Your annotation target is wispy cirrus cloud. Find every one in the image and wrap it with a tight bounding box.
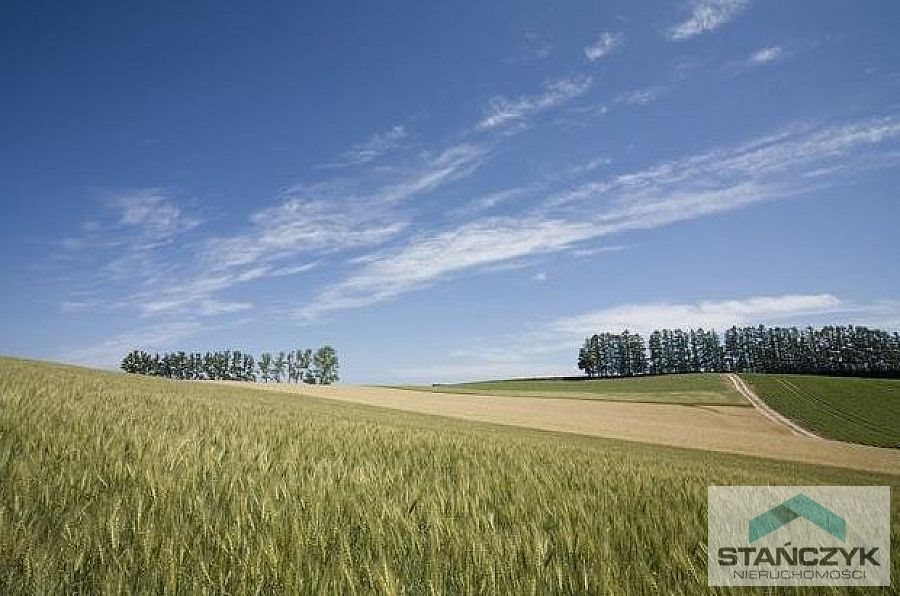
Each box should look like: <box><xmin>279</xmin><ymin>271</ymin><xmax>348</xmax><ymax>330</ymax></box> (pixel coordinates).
<box><xmin>201</xmin><ymin>142</ymin><xmax>488</xmax><ymax>273</ymax></box>
<box><xmin>561</xmin><ymin>156</ymin><xmax>612</xmax><ymax>178</ymax></box>
<box><xmin>508</xmin><ymin>32</ymin><xmax>552</xmax><ymax>62</ymax></box>
<box><xmin>749</xmin><ymin>45</ymin><xmax>783</xmax><ymax>65</ymax></box>
<box><xmin>615</xmin><ymin>86</ymin><xmax>665</xmax><ymax>106</ymax></box>
<box><xmin>562</xmin><ymin>86</ymin><xmax>667</xmax><ymax>127</ymax></box>
<box><xmin>375</xmin><ymin>143</ymin><xmax>489</xmax><ymax>204</ymax></box>
<box><xmin>453</xmin><ymin>186</ymin><xmax>535</xmax><ymax>217</ymax></box>
<box><xmin>300</xmin><ymin>115</ymin><xmax>900</xmax><ymax>320</ymax></box>
<box><xmin>547</xmin><ymin>116</ymin><xmax>900</xmax><ymax>208</ymax></box>
<box><xmin>60</xmin><ymin>313</ymin><xmax>261</xmax><ymax>369</ymax></box>
<box><xmin>58</xmin><ymin>189</ymin><xmax>202</xmax><ymax>292</ymax></box>
<box><xmin>476</xmin><ymin>75</ymin><xmax>592</xmax><ymax>131</ymax></box>
<box><xmin>584</xmin><ymin>32</ymin><xmax>624</xmax><ymax>61</ymax></box>
<box><xmin>70</xmin><ymin>116</ymin><xmax>896</xmax><ymax>326</ymax></box>
<box><xmin>56</xmin><ymin>57</ymin><xmax>637</xmax><ymax>332</ymax></box>
<box><xmin>51</xmin><ymin>36</ymin><xmax>900</xmax><ymax>369</ymax></box>
<box><xmin>668</xmin><ymin>0</ymin><xmax>751</xmax><ymax>42</ymax></box>
<box><xmin>296</xmin><ymin>217</ymin><xmax>596</xmax><ymax>319</ymax></box>
<box><xmin>113</xmin><ymin>190</ymin><xmax>200</xmax><ymax>247</ymax></box>
<box><xmin>62</xmin><ymin>320</ymin><xmax>204</xmax><ymax>367</ymax></box>
<box><xmin>324</xmin><ymin>124</ymin><xmax>408</xmax><ymax>168</ymax></box>
<box><xmin>200</xmin><ymin>198</ymin><xmax>406</xmax><ymax>273</ymax></box>
<box><xmin>61</xmin><ymin>189</ymin><xmax>200</xmax><ymax>254</ymax></box>
<box><xmin>721</xmin><ymin>45</ymin><xmax>787</xmax><ymax>76</ymax></box>
<box><xmin>126</xmin><ymin>262</ymin><xmax>317</xmax><ymax>317</ymax></box>
<box><xmin>59</xmin><ymin>141</ymin><xmax>490</xmax><ymax>324</ymax></box>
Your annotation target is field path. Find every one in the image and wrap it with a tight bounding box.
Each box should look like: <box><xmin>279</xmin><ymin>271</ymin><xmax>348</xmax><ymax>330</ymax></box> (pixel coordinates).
<box><xmin>726</xmin><ymin>373</ymin><xmax>822</xmax><ymax>439</ymax></box>
<box><xmin>221</xmin><ymin>382</ymin><xmax>900</xmax><ymax>475</ymax></box>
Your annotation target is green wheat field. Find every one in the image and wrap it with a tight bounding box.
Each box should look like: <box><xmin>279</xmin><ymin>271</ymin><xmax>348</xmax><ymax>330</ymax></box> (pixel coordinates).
<box><xmin>399</xmin><ymin>373</ymin><xmax>746</xmax><ymax>405</ymax></box>
<box><xmin>743</xmin><ymin>374</ymin><xmax>900</xmax><ymax>448</ymax></box>
<box><xmin>1</xmin><ymin>357</ymin><xmax>897</xmax><ymax>594</ymax></box>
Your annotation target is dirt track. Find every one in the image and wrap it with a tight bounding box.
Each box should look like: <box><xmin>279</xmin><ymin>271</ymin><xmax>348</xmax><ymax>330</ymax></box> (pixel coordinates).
<box><xmin>224</xmin><ymin>382</ymin><xmax>900</xmax><ymax>475</ymax></box>
<box><xmin>726</xmin><ymin>373</ymin><xmax>822</xmax><ymax>439</ymax></box>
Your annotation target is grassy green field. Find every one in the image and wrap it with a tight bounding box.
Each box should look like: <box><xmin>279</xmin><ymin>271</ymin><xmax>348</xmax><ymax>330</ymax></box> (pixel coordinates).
<box><xmin>398</xmin><ymin>372</ymin><xmax>747</xmax><ymax>405</ymax></box>
<box><xmin>1</xmin><ymin>358</ymin><xmax>897</xmax><ymax>594</ymax></box>
<box><xmin>741</xmin><ymin>373</ymin><xmax>900</xmax><ymax>448</ymax></box>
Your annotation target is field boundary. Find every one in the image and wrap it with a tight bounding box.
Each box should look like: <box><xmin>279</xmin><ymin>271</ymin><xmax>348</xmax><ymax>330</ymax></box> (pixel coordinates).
<box><xmin>727</xmin><ymin>373</ymin><xmax>821</xmax><ymax>439</ymax></box>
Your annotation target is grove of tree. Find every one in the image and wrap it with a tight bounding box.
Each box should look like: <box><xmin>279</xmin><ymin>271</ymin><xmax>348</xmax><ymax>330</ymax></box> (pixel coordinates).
<box><xmin>577</xmin><ymin>325</ymin><xmax>900</xmax><ymax>378</ymax></box>
<box><xmin>121</xmin><ymin>346</ymin><xmax>340</xmax><ymax>384</ymax></box>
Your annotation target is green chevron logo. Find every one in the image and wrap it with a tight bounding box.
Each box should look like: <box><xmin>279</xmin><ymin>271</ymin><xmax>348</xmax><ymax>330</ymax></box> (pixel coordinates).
<box><xmin>749</xmin><ymin>494</ymin><xmax>846</xmax><ymax>543</ymax></box>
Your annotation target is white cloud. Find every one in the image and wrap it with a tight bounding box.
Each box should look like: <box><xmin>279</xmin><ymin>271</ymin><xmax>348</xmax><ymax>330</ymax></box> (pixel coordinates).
<box><xmin>477</xmin><ymin>76</ymin><xmax>592</xmax><ymax>130</ymax></box>
<box><xmin>329</xmin><ymin>124</ymin><xmax>408</xmax><ymax>167</ymax></box>
<box><xmin>551</xmin><ymin>294</ymin><xmax>843</xmax><ymax>337</ymax></box>
<box><xmin>565</xmin><ymin>103</ymin><xmax>610</xmax><ymax>120</ymax></box>
<box><xmin>532</xmin><ymin>271</ymin><xmax>548</xmax><ymax>282</ymax></box>
<box><xmin>63</xmin><ymin>321</ymin><xmax>203</xmax><ymax>368</ymax></box>
<box><xmin>841</xmin><ymin>300</ymin><xmax>900</xmax><ymax>330</ymax></box>
<box><xmin>584</xmin><ymin>32</ymin><xmax>624</xmax><ymax>61</ymax></box>
<box><xmin>542</xmin><ymin>294</ymin><xmax>900</xmax><ymax>347</ymax></box>
<box><xmin>749</xmin><ymin>46</ymin><xmax>783</xmax><ymax>65</ymax></box>
<box><xmin>564</xmin><ymin>157</ymin><xmax>612</xmax><ymax>177</ymax></box>
<box><xmin>615</xmin><ymin>87</ymin><xmax>665</xmax><ymax>106</ymax></box>
<box><xmin>668</xmin><ymin>0</ymin><xmax>751</xmax><ymax>41</ymax></box>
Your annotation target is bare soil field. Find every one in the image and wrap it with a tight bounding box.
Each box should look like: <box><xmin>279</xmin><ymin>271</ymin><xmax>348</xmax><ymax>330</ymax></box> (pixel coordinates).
<box><xmin>224</xmin><ymin>382</ymin><xmax>900</xmax><ymax>474</ymax></box>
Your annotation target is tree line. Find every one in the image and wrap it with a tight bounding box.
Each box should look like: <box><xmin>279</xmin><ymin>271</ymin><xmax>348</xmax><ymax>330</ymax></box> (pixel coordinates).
<box><xmin>120</xmin><ymin>346</ymin><xmax>340</xmax><ymax>384</ymax></box>
<box><xmin>578</xmin><ymin>325</ymin><xmax>900</xmax><ymax>378</ymax></box>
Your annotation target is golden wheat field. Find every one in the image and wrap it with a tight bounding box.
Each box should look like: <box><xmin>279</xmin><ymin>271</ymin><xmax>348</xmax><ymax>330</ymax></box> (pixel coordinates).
<box><xmin>1</xmin><ymin>358</ymin><xmax>897</xmax><ymax>594</ymax></box>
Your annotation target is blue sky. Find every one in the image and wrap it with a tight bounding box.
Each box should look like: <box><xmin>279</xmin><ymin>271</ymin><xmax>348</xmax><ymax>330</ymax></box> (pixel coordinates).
<box><xmin>2</xmin><ymin>0</ymin><xmax>899</xmax><ymax>383</ymax></box>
